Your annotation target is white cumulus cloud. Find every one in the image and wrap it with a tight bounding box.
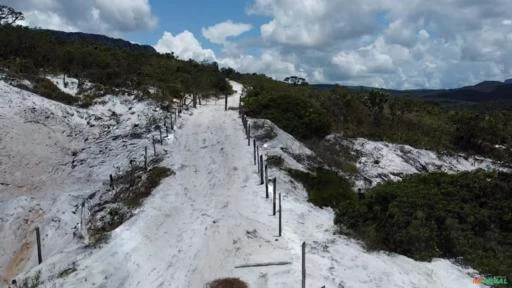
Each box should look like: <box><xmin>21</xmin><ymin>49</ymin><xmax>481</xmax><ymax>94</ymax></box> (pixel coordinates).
<box><xmin>202</xmin><ymin>20</ymin><xmax>252</xmax><ymax>44</ymax></box>
<box><xmin>4</xmin><ymin>0</ymin><xmax>157</xmax><ymax>36</ymax></box>
<box><xmin>244</xmin><ymin>0</ymin><xmax>512</xmax><ymax>88</ymax></box>
<box><xmin>154</xmin><ymin>31</ymin><xmax>216</xmax><ymax>62</ymax></box>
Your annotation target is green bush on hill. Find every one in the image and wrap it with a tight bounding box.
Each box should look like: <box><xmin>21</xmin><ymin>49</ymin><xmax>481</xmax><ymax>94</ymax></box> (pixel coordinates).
<box><xmin>0</xmin><ymin>25</ymin><xmax>232</xmax><ymax>105</ymax></box>
<box><xmin>336</xmin><ymin>170</ymin><xmax>512</xmax><ymax>279</ymax></box>
<box><xmin>231</xmin><ymin>72</ymin><xmax>512</xmax><ymax>163</ymax></box>
<box><xmin>286</xmin><ymin>167</ymin><xmax>355</xmax><ymax>208</ymax></box>
<box><xmin>241</xmin><ymin>79</ymin><xmax>331</xmax><ymax>139</ymax></box>
<box><xmin>288</xmin><ymin>167</ymin><xmax>512</xmax><ymax>279</ymax></box>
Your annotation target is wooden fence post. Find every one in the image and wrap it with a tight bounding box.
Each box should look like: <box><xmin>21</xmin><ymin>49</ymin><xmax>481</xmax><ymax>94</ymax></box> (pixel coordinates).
<box><xmin>279</xmin><ymin>193</ymin><xmax>282</xmax><ymax>237</ymax></box>
<box><xmin>164</xmin><ymin>119</ymin><xmax>169</xmax><ymax>137</ymax></box>
<box><xmin>171</xmin><ymin>114</ymin><xmax>174</xmax><ymax>130</ymax></box>
<box><xmin>302</xmin><ymin>242</ymin><xmax>306</xmax><ymax>288</ymax></box>
<box><xmin>253</xmin><ymin>140</ymin><xmax>257</xmax><ymax>165</ymax></box>
<box><xmin>225</xmin><ymin>94</ymin><xmax>228</xmax><ymax>111</ymax></box>
<box><xmin>159</xmin><ymin>127</ymin><xmax>163</xmax><ymax>143</ymax></box>
<box><xmin>260</xmin><ymin>155</ymin><xmax>264</xmax><ymax>185</ymax></box>
<box><xmin>144</xmin><ymin>146</ymin><xmax>148</xmax><ymax>170</ymax></box>
<box><xmin>247</xmin><ymin>124</ymin><xmax>251</xmax><ymax>146</ymax></box>
<box><xmin>35</xmin><ymin>227</ymin><xmax>42</xmax><ymax>264</ymax></box>
<box><xmin>265</xmin><ymin>164</ymin><xmax>269</xmax><ymax>199</ymax></box>
<box><xmin>109</xmin><ymin>174</ymin><xmax>114</xmax><ymax>189</ymax></box>
<box><xmin>152</xmin><ymin>136</ymin><xmax>156</xmax><ymax>156</ymax></box>
<box><xmin>257</xmin><ymin>145</ymin><xmax>260</xmax><ymax>172</ymax></box>
<box><xmin>273</xmin><ymin>177</ymin><xmax>277</xmax><ymax>216</ymax></box>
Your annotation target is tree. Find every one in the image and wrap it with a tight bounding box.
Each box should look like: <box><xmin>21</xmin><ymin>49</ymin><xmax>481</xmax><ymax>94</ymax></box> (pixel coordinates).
<box><xmin>284</xmin><ymin>76</ymin><xmax>308</xmax><ymax>86</ymax></box>
<box><xmin>363</xmin><ymin>90</ymin><xmax>388</xmax><ymax>128</ymax></box>
<box><xmin>0</xmin><ymin>5</ymin><xmax>24</xmax><ymax>25</ymax></box>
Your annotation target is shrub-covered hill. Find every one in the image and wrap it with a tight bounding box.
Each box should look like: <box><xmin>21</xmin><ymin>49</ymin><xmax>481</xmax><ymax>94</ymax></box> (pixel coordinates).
<box><xmin>0</xmin><ymin>25</ymin><xmax>231</xmax><ymax>103</ymax></box>
<box><xmin>287</xmin><ymin>167</ymin><xmax>512</xmax><ymax>281</ymax></box>
<box><xmin>336</xmin><ymin>170</ymin><xmax>512</xmax><ymax>280</ymax></box>
<box><xmin>230</xmin><ymin>73</ymin><xmax>512</xmax><ymax>164</ymax></box>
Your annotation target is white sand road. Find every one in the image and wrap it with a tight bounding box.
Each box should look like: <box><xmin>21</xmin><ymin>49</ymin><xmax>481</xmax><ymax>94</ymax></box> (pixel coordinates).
<box><xmin>51</xmin><ymin>82</ymin><xmax>300</xmax><ymax>287</ymax></box>
<box><xmin>2</xmin><ymin>80</ymin><xmax>481</xmax><ymax>287</ymax></box>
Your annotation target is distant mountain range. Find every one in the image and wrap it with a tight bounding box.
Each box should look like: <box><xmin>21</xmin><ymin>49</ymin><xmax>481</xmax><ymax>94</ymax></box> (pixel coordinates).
<box><xmin>43</xmin><ymin>29</ymin><xmax>156</xmax><ymax>53</ymax></box>
<box><xmin>313</xmin><ymin>79</ymin><xmax>512</xmax><ymax>104</ymax></box>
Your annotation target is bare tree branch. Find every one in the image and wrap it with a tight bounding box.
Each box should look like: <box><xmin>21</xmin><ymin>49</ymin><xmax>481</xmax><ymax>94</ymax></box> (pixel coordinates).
<box><xmin>0</xmin><ymin>5</ymin><xmax>25</xmax><ymax>25</ymax></box>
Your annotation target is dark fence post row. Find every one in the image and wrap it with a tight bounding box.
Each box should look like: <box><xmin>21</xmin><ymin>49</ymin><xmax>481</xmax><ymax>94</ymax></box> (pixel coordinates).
<box><xmin>238</xmin><ymin>110</ymin><xmax>316</xmax><ymax>287</ymax></box>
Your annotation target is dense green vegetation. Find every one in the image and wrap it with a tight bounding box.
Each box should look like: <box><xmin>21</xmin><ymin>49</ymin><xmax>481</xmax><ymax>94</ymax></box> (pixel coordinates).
<box><xmin>337</xmin><ymin>171</ymin><xmax>512</xmax><ymax>279</ymax></box>
<box><xmin>286</xmin><ymin>168</ymin><xmax>355</xmax><ymax>208</ymax></box>
<box><xmin>239</xmin><ymin>75</ymin><xmax>331</xmax><ymax>139</ymax></box>
<box><xmin>288</xmin><ymin>168</ymin><xmax>512</xmax><ymax>280</ymax></box>
<box><xmin>230</xmin><ymin>73</ymin><xmax>512</xmax><ymax>163</ymax></box>
<box><xmin>0</xmin><ymin>25</ymin><xmax>232</xmax><ymax>105</ymax></box>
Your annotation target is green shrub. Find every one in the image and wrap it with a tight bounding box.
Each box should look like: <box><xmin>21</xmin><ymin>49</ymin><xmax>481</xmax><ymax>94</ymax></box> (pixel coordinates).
<box><xmin>336</xmin><ymin>170</ymin><xmax>512</xmax><ymax>278</ymax></box>
<box><xmin>286</xmin><ymin>167</ymin><xmax>355</xmax><ymax>208</ymax></box>
<box><xmin>19</xmin><ymin>270</ymin><xmax>42</xmax><ymax>288</ymax></box>
<box><xmin>266</xmin><ymin>155</ymin><xmax>284</xmax><ymax>167</ymax></box>
<box><xmin>28</xmin><ymin>77</ymin><xmax>77</xmax><ymax>105</ymax></box>
<box><xmin>243</xmin><ymin>86</ymin><xmax>331</xmax><ymax>139</ymax></box>
<box><xmin>124</xmin><ymin>166</ymin><xmax>173</xmax><ymax>208</ymax></box>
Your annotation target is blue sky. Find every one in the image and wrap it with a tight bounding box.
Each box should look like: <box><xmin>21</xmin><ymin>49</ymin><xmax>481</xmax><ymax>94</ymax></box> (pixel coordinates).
<box><xmin>6</xmin><ymin>0</ymin><xmax>512</xmax><ymax>89</ymax></box>
<box><xmin>125</xmin><ymin>0</ymin><xmax>267</xmax><ymax>54</ymax></box>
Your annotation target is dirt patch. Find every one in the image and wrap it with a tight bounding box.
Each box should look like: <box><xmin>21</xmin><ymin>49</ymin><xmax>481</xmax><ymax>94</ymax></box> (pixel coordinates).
<box><xmin>1</xmin><ymin>211</ymin><xmax>43</xmax><ymax>285</ymax></box>
<box><xmin>208</xmin><ymin>278</ymin><xmax>248</xmax><ymax>288</ymax></box>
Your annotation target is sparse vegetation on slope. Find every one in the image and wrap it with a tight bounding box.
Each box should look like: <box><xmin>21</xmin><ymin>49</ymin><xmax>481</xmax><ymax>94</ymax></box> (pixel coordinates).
<box><xmin>232</xmin><ymin>73</ymin><xmax>512</xmax><ymax>163</ymax></box>
<box><xmin>87</xmin><ymin>165</ymin><xmax>173</xmax><ymax>245</ymax></box>
<box><xmin>0</xmin><ymin>25</ymin><xmax>232</xmax><ymax>105</ymax></box>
